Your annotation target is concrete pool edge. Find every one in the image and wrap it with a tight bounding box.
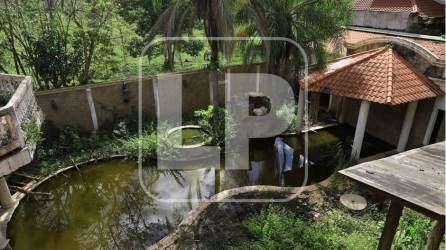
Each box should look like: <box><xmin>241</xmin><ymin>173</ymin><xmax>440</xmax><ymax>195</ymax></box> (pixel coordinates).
<box><xmin>146</xmin><ymin>179</ymin><xmax>332</xmax><ymax>250</ymax></box>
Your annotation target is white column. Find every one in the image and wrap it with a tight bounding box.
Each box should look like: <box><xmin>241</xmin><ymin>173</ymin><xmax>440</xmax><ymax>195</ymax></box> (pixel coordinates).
<box><xmin>85</xmin><ymin>88</ymin><xmax>98</xmax><ymax>131</ymax></box>
<box><xmin>397</xmin><ymin>101</ymin><xmax>418</xmax><ymax>152</ymax></box>
<box><xmin>339</xmin><ymin>97</ymin><xmax>347</xmax><ymax>123</ymax></box>
<box><xmin>350</xmin><ymin>100</ymin><xmax>371</xmax><ymax>161</ymax></box>
<box><xmin>328</xmin><ymin>94</ymin><xmax>334</xmax><ymax>113</ymax></box>
<box><xmin>423</xmin><ymin>98</ymin><xmax>440</xmax><ymax>145</ymax></box>
<box><xmin>296</xmin><ymin>88</ymin><xmax>305</xmax><ymax>132</ymax></box>
<box><xmin>0</xmin><ymin>177</ymin><xmax>13</xmax><ymax>208</ymax></box>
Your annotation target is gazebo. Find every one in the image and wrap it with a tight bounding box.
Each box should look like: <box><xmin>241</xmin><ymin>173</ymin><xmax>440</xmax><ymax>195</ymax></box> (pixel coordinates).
<box><xmin>296</xmin><ymin>47</ymin><xmax>444</xmax><ymax>160</ymax></box>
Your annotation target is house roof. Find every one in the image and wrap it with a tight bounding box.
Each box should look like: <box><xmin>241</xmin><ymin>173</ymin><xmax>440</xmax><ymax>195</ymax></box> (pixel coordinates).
<box><xmin>345</xmin><ymin>29</ymin><xmax>445</xmax><ymax>59</ymax></box>
<box><xmin>299</xmin><ymin>47</ymin><xmax>444</xmax><ymax>105</ymax></box>
<box><xmin>353</xmin><ymin>0</ymin><xmax>445</xmax><ymax>17</ymax></box>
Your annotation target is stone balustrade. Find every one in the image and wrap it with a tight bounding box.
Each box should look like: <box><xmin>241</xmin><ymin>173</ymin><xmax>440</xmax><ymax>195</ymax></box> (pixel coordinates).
<box><xmin>0</xmin><ymin>73</ymin><xmax>41</xmax><ymax>176</ymax></box>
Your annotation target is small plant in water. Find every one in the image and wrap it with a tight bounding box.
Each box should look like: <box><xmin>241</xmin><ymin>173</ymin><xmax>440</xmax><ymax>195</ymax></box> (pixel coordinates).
<box><xmin>276</xmin><ymin>103</ymin><xmax>298</xmax><ymax>132</ymax></box>
<box><xmin>194</xmin><ymin>105</ymin><xmax>236</xmax><ymax>147</ymax></box>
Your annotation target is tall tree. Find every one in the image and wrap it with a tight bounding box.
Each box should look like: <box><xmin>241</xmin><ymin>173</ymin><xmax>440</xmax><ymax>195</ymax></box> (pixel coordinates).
<box><xmin>117</xmin><ymin>0</ymin><xmax>173</xmax><ymax>68</ymax></box>
<box><xmin>0</xmin><ymin>0</ymin><xmax>137</xmax><ymax>88</ymax></box>
<box><xmin>236</xmin><ymin>0</ymin><xmax>352</xmax><ymax>87</ymax></box>
<box><xmin>67</xmin><ymin>0</ymin><xmax>117</xmax><ymax>84</ymax></box>
<box><xmin>151</xmin><ymin>0</ymin><xmax>235</xmax><ymax>107</ymax></box>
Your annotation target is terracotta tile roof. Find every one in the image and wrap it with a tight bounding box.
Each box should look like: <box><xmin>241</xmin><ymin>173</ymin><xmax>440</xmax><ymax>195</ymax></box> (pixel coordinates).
<box><xmin>345</xmin><ymin>29</ymin><xmax>445</xmax><ymax>58</ymax></box>
<box><xmin>299</xmin><ymin>48</ymin><xmax>444</xmax><ymax>105</ymax></box>
<box><xmin>353</xmin><ymin>0</ymin><xmax>445</xmax><ymax>17</ymax></box>
<box><xmin>415</xmin><ymin>0</ymin><xmax>446</xmax><ymax>17</ymax></box>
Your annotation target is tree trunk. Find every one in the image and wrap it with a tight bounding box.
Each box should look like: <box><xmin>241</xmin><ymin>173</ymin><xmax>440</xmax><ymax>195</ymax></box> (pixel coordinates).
<box><xmin>81</xmin><ymin>39</ymin><xmax>95</xmax><ymax>84</ymax></box>
<box><xmin>209</xmin><ymin>65</ymin><xmax>218</xmax><ymax>108</ymax></box>
<box><xmin>0</xmin><ymin>63</ymin><xmax>8</xmax><ymax>73</ymax></box>
<box><xmin>206</xmin><ymin>2</ymin><xmax>220</xmax><ymax>109</ymax></box>
<box><xmin>163</xmin><ymin>41</ymin><xmax>174</xmax><ymax>71</ymax></box>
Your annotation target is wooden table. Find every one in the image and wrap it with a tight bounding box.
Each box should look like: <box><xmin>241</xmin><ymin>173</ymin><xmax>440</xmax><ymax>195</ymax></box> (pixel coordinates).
<box><xmin>340</xmin><ymin>142</ymin><xmax>445</xmax><ymax>250</ymax></box>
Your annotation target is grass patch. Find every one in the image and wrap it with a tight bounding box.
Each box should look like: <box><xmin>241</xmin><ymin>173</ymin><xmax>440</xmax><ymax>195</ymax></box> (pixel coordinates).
<box><xmin>230</xmin><ymin>200</ymin><xmax>436</xmax><ymax>250</ymax></box>
<box><xmin>232</xmin><ymin>205</ymin><xmax>340</xmax><ymax>250</ymax></box>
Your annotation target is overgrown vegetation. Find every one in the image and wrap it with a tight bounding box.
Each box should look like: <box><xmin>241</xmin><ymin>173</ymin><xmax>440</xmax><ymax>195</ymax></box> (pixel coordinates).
<box><xmin>21</xmin><ymin>117</ymin><xmax>43</xmax><ymax>145</ymax></box>
<box><xmin>17</xmin><ymin>109</ymin><xmax>440</xmax><ymax>250</ymax></box>
<box><xmin>276</xmin><ymin>103</ymin><xmax>298</xmax><ymax>132</ymax></box>
<box><xmin>0</xmin><ymin>0</ymin><xmax>217</xmax><ymax>89</ymax></box>
<box><xmin>0</xmin><ymin>0</ymin><xmax>353</xmax><ymax>92</ymax></box>
<box><xmin>231</xmin><ymin>201</ymin><xmax>435</xmax><ymax>250</ymax></box>
<box><xmin>28</xmin><ymin>106</ymin><xmax>231</xmax><ymax>174</ymax></box>
<box><xmin>408</xmin><ymin>18</ymin><xmax>445</xmax><ymax>37</ymax></box>
<box><xmin>233</xmin><ymin>205</ymin><xmax>340</xmax><ymax>249</ymax></box>
<box><xmin>194</xmin><ymin>105</ymin><xmax>237</xmax><ymax>147</ymax></box>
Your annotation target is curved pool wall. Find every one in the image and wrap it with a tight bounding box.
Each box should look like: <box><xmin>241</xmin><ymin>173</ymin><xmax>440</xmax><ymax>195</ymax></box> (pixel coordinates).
<box><xmin>146</xmin><ymin>184</ymin><xmax>326</xmax><ymax>250</ymax></box>
<box><xmin>166</xmin><ymin>125</ymin><xmax>210</xmax><ymax>147</ymax></box>
<box><xmin>7</xmin><ymin>124</ymin><xmax>394</xmax><ymax>250</ymax></box>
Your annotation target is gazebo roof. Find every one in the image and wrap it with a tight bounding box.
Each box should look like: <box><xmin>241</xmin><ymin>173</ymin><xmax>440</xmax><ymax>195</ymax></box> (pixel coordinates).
<box><xmin>300</xmin><ymin>47</ymin><xmax>444</xmax><ymax>105</ymax></box>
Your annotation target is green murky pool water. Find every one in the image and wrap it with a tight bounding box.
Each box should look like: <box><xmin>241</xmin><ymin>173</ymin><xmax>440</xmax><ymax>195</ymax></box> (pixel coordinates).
<box><xmin>168</xmin><ymin>127</ymin><xmax>207</xmax><ymax>146</ymax></box>
<box><xmin>8</xmin><ymin>124</ymin><xmax>393</xmax><ymax>250</ymax></box>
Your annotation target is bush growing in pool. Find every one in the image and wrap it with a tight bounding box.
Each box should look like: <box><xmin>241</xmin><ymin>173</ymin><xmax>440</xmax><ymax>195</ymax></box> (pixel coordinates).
<box><xmin>194</xmin><ymin>105</ymin><xmax>236</xmax><ymax>147</ymax></box>
<box><xmin>276</xmin><ymin>103</ymin><xmax>298</xmax><ymax>133</ymax></box>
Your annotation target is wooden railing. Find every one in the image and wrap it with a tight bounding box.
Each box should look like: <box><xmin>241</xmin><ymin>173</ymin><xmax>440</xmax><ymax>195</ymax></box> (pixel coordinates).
<box><xmin>0</xmin><ymin>74</ymin><xmax>40</xmax><ymax>158</ymax></box>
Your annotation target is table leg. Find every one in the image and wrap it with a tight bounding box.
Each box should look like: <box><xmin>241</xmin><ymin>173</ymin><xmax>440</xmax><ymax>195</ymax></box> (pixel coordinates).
<box><xmin>378</xmin><ymin>201</ymin><xmax>404</xmax><ymax>250</ymax></box>
<box><xmin>425</xmin><ymin>218</ymin><xmax>445</xmax><ymax>250</ymax></box>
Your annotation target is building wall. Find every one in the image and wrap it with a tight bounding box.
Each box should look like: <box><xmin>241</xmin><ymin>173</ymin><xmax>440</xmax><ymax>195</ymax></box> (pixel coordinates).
<box><xmin>341</xmin><ymin>97</ymin><xmax>436</xmax><ymax>149</ymax></box>
<box><xmin>35</xmin><ymin>64</ymin><xmax>264</xmax><ymax>131</ymax></box>
<box><xmin>352</xmin><ymin>11</ymin><xmax>416</xmax><ymax>31</ymax></box>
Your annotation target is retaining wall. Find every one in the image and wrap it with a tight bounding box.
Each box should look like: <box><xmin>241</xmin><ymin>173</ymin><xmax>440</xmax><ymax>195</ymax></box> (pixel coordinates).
<box><xmin>35</xmin><ymin>64</ymin><xmax>265</xmax><ymax>131</ymax></box>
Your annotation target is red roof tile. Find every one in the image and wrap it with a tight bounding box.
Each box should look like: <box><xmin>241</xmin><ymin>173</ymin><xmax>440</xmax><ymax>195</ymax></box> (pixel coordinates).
<box><xmin>299</xmin><ymin>48</ymin><xmax>443</xmax><ymax>105</ymax></box>
<box><xmin>345</xmin><ymin>29</ymin><xmax>445</xmax><ymax>58</ymax></box>
<box><xmin>415</xmin><ymin>0</ymin><xmax>446</xmax><ymax>17</ymax></box>
<box><xmin>353</xmin><ymin>0</ymin><xmax>445</xmax><ymax>17</ymax></box>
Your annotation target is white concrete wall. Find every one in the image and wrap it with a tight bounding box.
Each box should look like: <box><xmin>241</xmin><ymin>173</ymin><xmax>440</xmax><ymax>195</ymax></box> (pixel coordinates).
<box><xmin>352</xmin><ymin>11</ymin><xmax>415</xmax><ymax>31</ymax></box>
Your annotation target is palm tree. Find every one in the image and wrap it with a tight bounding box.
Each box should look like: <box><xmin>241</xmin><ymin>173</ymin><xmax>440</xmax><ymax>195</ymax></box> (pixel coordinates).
<box><xmin>236</xmin><ymin>0</ymin><xmax>352</xmax><ymax>89</ymax></box>
<box><xmin>151</xmin><ymin>0</ymin><xmax>235</xmax><ymax>108</ymax></box>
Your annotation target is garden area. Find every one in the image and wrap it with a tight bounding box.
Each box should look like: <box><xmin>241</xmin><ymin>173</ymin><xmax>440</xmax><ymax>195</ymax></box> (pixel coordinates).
<box><xmin>0</xmin><ymin>0</ymin><xmax>444</xmax><ymax>250</ymax></box>
<box><xmin>173</xmin><ymin>189</ymin><xmax>435</xmax><ymax>250</ymax></box>
<box><xmin>5</xmin><ymin>105</ymin><xmax>440</xmax><ymax>250</ymax></box>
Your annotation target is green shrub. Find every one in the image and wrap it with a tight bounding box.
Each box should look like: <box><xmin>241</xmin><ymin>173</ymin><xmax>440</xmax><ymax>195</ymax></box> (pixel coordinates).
<box><xmin>181</xmin><ymin>40</ymin><xmax>205</xmax><ymax>57</ymax></box>
<box><xmin>320</xmin><ymin>210</ymin><xmax>382</xmax><ymax>250</ymax></box>
<box><xmin>21</xmin><ymin>118</ymin><xmax>43</xmax><ymax>145</ymax></box>
<box><xmin>55</xmin><ymin>125</ymin><xmax>84</xmax><ymax>154</ymax></box>
<box><xmin>233</xmin><ymin>205</ymin><xmax>340</xmax><ymax>250</ymax></box>
<box><xmin>276</xmin><ymin>103</ymin><xmax>298</xmax><ymax>132</ymax></box>
<box><xmin>194</xmin><ymin>105</ymin><xmax>236</xmax><ymax>147</ymax></box>
<box><xmin>120</xmin><ymin>133</ymin><xmax>157</xmax><ymax>162</ymax></box>
<box><xmin>233</xmin><ymin>203</ymin><xmax>436</xmax><ymax>250</ymax></box>
<box><xmin>393</xmin><ymin>210</ymin><xmax>433</xmax><ymax>250</ymax></box>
